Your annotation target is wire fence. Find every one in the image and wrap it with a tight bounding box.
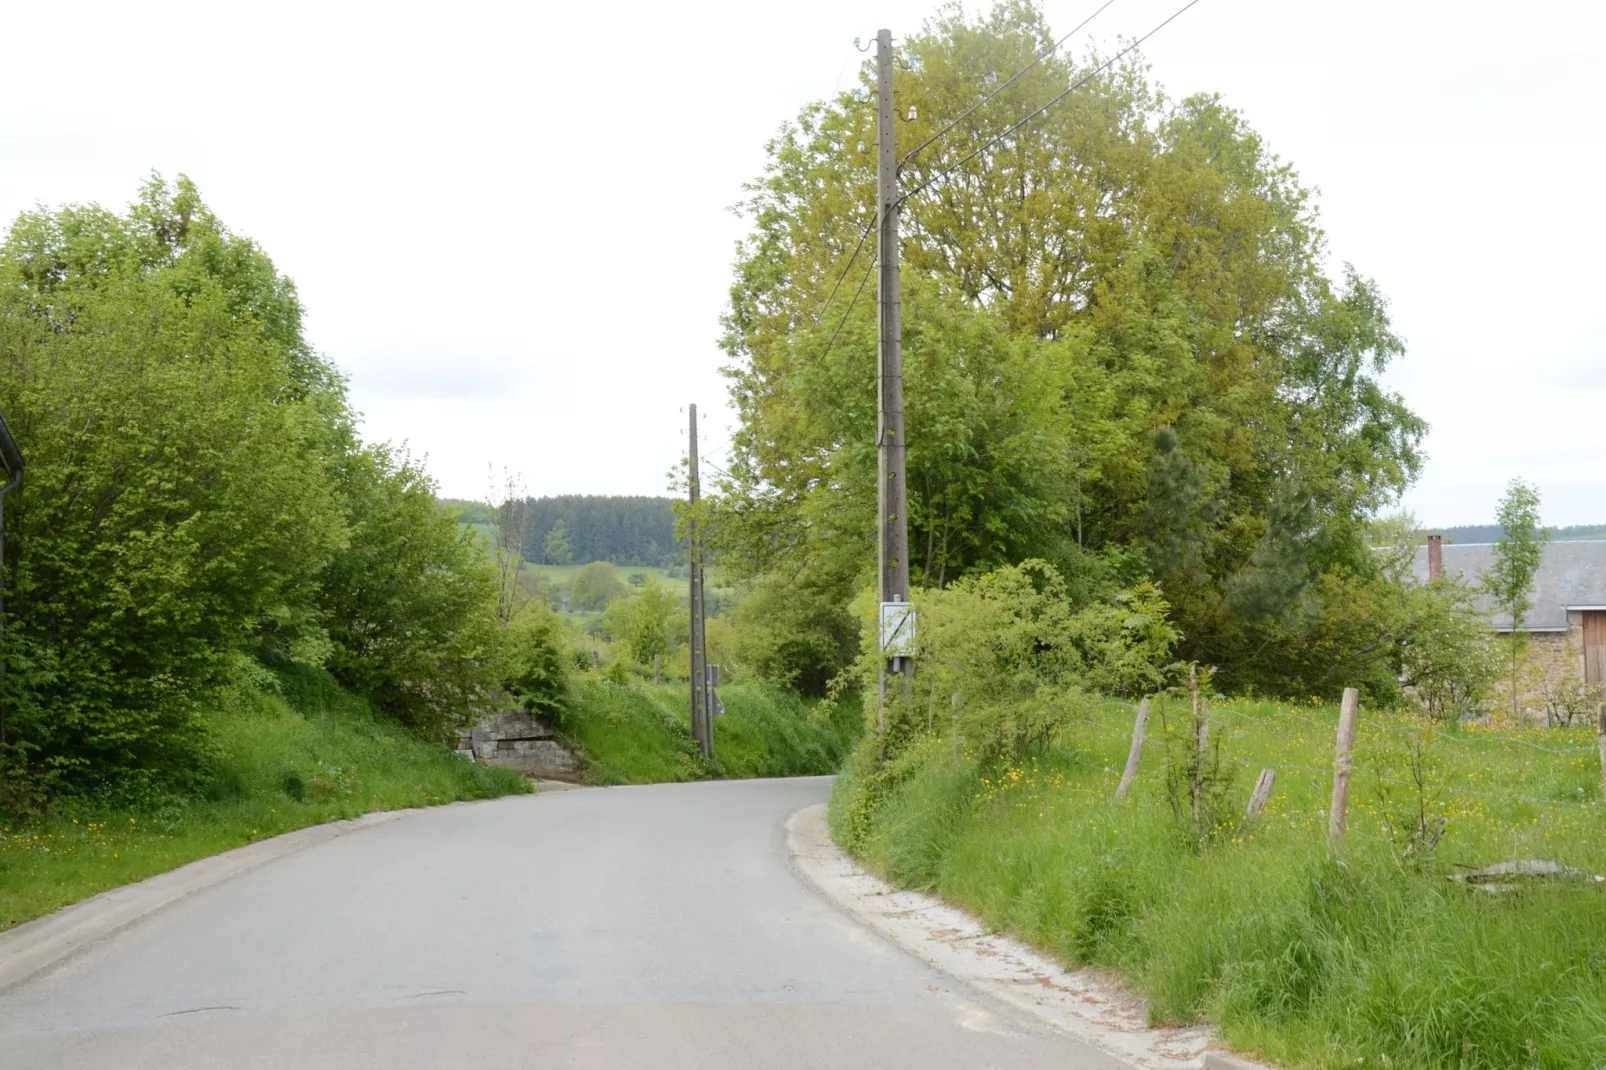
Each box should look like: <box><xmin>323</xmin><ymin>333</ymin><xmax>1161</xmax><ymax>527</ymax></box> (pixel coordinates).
<box><xmin>1037</xmin><ymin>693</ymin><xmax>1606</xmax><ymax>828</ymax></box>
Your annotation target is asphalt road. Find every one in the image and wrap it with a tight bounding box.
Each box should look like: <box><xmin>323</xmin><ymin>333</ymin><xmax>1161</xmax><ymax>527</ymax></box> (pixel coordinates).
<box><xmin>0</xmin><ymin>777</ymin><xmax>1124</xmax><ymax>1069</ymax></box>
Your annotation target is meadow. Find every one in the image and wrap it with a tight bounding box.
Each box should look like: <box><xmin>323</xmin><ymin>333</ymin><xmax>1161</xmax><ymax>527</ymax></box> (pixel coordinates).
<box><xmin>832</xmin><ymin>697</ymin><xmax>1606</xmax><ymax>1069</ymax></box>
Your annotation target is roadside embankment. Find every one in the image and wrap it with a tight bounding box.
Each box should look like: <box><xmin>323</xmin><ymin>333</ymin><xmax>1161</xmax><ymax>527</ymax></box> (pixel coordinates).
<box><xmin>830</xmin><ymin>698</ymin><xmax>1606</xmax><ymax>1070</ymax></box>
<box><xmin>560</xmin><ymin>679</ymin><xmax>861</xmax><ymax>785</ymax></box>
<box><xmin>0</xmin><ymin>683</ymin><xmax>530</xmax><ymax>933</ymax></box>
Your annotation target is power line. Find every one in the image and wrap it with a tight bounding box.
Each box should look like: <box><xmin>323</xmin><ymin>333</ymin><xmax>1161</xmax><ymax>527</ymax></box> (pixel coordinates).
<box><xmin>899</xmin><ymin>0</ymin><xmax>1117</xmax><ymax>169</ymax></box>
<box><xmin>820</xmin><ymin>257</ymin><xmax>877</xmax><ymax>361</ymax></box>
<box><xmin>898</xmin><ymin>0</ymin><xmax>1203</xmax><ymax>208</ymax></box>
<box><xmin>814</xmin><ymin>210</ymin><xmax>877</xmax><ymax>325</ymax></box>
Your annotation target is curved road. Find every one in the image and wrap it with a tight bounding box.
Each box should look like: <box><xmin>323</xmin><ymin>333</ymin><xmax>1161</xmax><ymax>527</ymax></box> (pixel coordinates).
<box><xmin>0</xmin><ymin>777</ymin><xmax>1121</xmax><ymax>1068</ymax></box>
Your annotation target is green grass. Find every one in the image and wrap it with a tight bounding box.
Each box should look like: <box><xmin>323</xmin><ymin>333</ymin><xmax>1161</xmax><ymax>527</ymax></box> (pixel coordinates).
<box><xmin>560</xmin><ymin>678</ymin><xmax>860</xmax><ymax>785</ymax></box>
<box><xmin>0</xmin><ymin>676</ymin><xmax>529</xmax><ymax>932</ymax></box>
<box><xmin>833</xmin><ymin>698</ymin><xmax>1606</xmax><ymax>1069</ymax></box>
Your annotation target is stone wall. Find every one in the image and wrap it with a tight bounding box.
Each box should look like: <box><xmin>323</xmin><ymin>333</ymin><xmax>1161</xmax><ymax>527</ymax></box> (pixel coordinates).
<box><xmin>1499</xmin><ymin>616</ymin><xmax>1604</xmax><ymax>726</ymax></box>
<box><xmin>457</xmin><ymin>709</ymin><xmax>580</xmax><ymax>780</ymax></box>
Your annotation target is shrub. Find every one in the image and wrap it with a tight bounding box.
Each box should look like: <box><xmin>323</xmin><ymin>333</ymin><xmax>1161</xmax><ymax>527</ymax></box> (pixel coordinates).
<box><xmin>731</xmin><ymin>571</ymin><xmax>858</xmax><ymax>695</ymax></box>
<box><xmin>568</xmin><ymin>561</ymin><xmax>626</xmax><ymax>611</ymax></box>
<box><xmin>320</xmin><ymin>444</ymin><xmax>499</xmax><ymax>739</ymax></box>
<box><xmin>1397</xmin><ymin>577</ymin><xmax>1497</xmax><ymax>722</ymax></box>
<box><xmin>861</xmin><ymin>561</ymin><xmax>1178</xmax><ymax>761</ymax></box>
<box><xmin>502</xmin><ymin>600</ymin><xmax>571</xmax><ymax>719</ymax></box>
<box><xmin>0</xmin><ymin>176</ymin><xmax>345</xmax><ymax>795</ymax></box>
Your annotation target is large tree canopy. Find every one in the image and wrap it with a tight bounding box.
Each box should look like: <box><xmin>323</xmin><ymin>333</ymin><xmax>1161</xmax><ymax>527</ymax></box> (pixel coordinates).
<box><xmin>714</xmin><ymin>2</ymin><xmax>1425</xmax><ymax>695</ymax></box>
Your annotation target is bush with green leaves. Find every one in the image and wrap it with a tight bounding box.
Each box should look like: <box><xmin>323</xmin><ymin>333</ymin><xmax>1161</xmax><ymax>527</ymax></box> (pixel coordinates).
<box><xmin>847</xmin><ymin>561</ymin><xmax>1177</xmax><ymax>762</ymax></box>
<box><xmin>567</xmin><ymin>561</ymin><xmax>626</xmax><ymax>612</ymax></box>
<box><xmin>319</xmin><ymin>443</ymin><xmax>500</xmax><ymax>739</ymax></box>
<box><xmin>1397</xmin><ymin>576</ymin><xmax>1497</xmax><ymax>722</ymax></box>
<box><xmin>0</xmin><ymin>177</ymin><xmax>347</xmax><ymax>795</ymax></box>
<box><xmin>0</xmin><ymin>176</ymin><xmax>505</xmax><ymax>800</ymax></box>
<box><xmin>601</xmin><ymin>577</ymin><xmax>683</xmax><ymax>666</ymax></box>
<box><xmin>501</xmin><ymin>600</ymin><xmax>571</xmax><ymax>720</ymax></box>
<box><xmin>730</xmin><ymin>570</ymin><xmax>859</xmax><ymax>696</ymax></box>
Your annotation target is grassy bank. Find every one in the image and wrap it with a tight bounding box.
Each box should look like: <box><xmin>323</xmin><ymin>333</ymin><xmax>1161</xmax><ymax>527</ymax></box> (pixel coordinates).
<box><xmin>0</xmin><ymin>677</ymin><xmax>529</xmax><ymax>932</ymax></box>
<box><xmin>561</xmin><ymin>678</ymin><xmax>860</xmax><ymax>785</ymax></box>
<box><xmin>832</xmin><ymin>699</ymin><xmax>1606</xmax><ymax>1069</ymax></box>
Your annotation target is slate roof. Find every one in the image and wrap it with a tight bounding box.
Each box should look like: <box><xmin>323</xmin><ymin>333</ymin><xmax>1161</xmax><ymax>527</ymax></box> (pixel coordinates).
<box><xmin>1411</xmin><ymin>540</ymin><xmax>1606</xmax><ymax>631</ymax></box>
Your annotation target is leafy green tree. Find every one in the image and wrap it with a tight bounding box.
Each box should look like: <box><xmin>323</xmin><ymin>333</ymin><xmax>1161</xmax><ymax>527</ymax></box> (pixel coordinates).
<box><xmin>543</xmin><ymin>518</ymin><xmax>574</xmax><ymax>566</ymax></box>
<box><xmin>568</xmin><ymin>561</ymin><xmax>626</xmax><ymax>612</ymax></box>
<box><xmin>502</xmin><ymin>600</ymin><xmax>570</xmax><ymax>719</ymax></box>
<box><xmin>0</xmin><ymin>176</ymin><xmax>347</xmax><ymax>794</ymax></box>
<box><xmin>1399</xmin><ymin>576</ymin><xmax>1497</xmax><ymax>722</ymax></box>
<box><xmin>320</xmin><ymin>444</ymin><xmax>499</xmax><ymax>738</ymax></box>
<box><xmin>1483</xmin><ymin>479</ymin><xmax>1547</xmax><ymax>718</ymax></box>
<box><xmin>603</xmin><ymin>578</ymin><xmax>681</xmax><ymax>665</ymax></box>
<box><xmin>731</xmin><ymin>572</ymin><xmax>860</xmax><ymax>696</ymax></box>
<box><xmin>712</xmin><ymin>4</ymin><xmax>1424</xmax><ymax>697</ymax></box>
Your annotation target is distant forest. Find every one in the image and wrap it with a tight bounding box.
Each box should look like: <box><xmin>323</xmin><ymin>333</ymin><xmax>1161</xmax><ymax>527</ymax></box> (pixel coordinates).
<box><xmin>443</xmin><ymin>495</ymin><xmax>679</xmax><ymax>566</ymax></box>
<box><xmin>1440</xmin><ymin>523</ymin><xmax>1606</xmax><ymax>544</ymax></box>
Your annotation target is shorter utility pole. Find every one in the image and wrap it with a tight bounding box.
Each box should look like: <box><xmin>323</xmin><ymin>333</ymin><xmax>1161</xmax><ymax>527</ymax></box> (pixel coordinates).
<box><xmin>687</xmin><ymin>405</ymin><xmax>711</xmax><ymax>758</ymax></box>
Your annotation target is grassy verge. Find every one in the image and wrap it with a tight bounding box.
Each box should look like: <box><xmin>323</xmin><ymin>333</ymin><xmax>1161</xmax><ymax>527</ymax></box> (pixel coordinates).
<box><xmin>0</xmin><ymin>677</ymin><xmax>529</xmax><ymax>932</ymax></box>
<box><xmin>832</xmin><ymin>699</ymin><xmax>1606</xmax><ymax>1069</ymax></box>
<box><xmin>561</xmin><ymin>678</ymin><xmax>860</xmax><ymax>785</ymax></box>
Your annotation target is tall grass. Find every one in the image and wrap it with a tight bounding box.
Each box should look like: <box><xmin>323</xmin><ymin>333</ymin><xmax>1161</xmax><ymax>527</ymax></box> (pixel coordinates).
<box><xmin>0</xmin><ymin>672</ymin><xmax>529</xmax><ymax>931</ymax></box>
<box><xmin>561</xmin><ymin>678</ymin><xmax>860</xmax><ymax>785</ymax></box>
<box><xmin>833</xmin><ymin>699</ymin><xmax>1606</xmax><ymax>1069</ymax></box>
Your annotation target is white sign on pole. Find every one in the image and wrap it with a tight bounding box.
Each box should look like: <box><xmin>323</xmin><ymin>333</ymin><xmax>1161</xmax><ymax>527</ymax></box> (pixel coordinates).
<box><xmin>879</xmin><ymin>601</ymin><xmax>916</xmax><ymax>657</ymax></box>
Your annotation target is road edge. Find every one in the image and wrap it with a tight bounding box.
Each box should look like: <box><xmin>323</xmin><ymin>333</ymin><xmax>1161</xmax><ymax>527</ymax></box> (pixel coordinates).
<box><xmin>0</xmin><ymin>794</ymin><xmax>537</xmax><ymax>993</ymax></box>
<box><xmin>785</xmin><ymin>803</ymin><xmax>1273</xmax><ymax>1070</ymax></box>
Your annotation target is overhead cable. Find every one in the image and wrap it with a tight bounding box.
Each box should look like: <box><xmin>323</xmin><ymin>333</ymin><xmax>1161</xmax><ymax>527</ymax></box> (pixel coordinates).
<box><xmin>899</xmin><ymin>0</ymin><xmax>1117</xmax><ymax>168</ymax></box>
<box><xmin>898</xmin><ymin>0</ymin><xmax>1202</xmax><ymax>208</ymax></box>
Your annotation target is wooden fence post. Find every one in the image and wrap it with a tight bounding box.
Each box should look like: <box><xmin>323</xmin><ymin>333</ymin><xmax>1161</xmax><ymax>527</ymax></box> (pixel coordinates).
<box><xmin>1597</xmin><ymin>702</ymin><xmax>1606</xmax><ymax>806</ymax></box>
<box><xmin>1115</xmin><ymin>697</ymin><xmax>1150</xmax><ymax>801</ymax></box>
<box><xmin>654</xmin><ymin>654</ymin><xmax>661</xmax><ymax>686</ymax></box>
<box><xmin>1328</xmin><ymin>687</ymin><xmax>1360</xmax><ymax>852</ymax></box>
<box><xmin>592</xmin><ymin>649</ymin><xmax>599</xmax><ymax>672</ymax></box>
<box><xmin>1188</xmin><ymin>667</ymin><xmax>1209</xmax><ymax>826</ymax></box>
<box><xmin>1246</xmin><ymin>768</ymin><xmax>1276</xmax><ymax>819</ymax></box>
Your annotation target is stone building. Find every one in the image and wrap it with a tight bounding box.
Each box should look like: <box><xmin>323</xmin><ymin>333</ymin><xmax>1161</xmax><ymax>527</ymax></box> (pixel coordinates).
<box><xmin>1412</xmin><ymin>536</ymin><xmax>1606</xmax><ymax>716</ymax></box>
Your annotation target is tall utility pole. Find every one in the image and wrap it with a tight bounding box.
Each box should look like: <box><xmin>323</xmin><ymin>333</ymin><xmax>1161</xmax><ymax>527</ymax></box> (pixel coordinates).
<box><xmin>876</xmin><ymin>27</ymin><xmax>913</xmax><ymax>721</ymax></box>
<box><xmin>687</xmin><ymin>404</ymin><xmax>711</xmax><ymax>758</ymax></box>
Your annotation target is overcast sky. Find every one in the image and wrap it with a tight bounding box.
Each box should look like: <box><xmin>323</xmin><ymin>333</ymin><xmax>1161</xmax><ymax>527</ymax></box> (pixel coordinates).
<box><xmin>3</xmin><ymin>0</ymin><xmax>1601</xmax><ymax>526</ymax></box>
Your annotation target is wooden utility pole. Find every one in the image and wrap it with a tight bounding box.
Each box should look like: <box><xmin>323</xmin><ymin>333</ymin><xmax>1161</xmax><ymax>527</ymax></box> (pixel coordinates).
<box><xmin>687</xmin><ymin>405</ymin><xmax>711</xmax><ymax>758</ymax></box>
<box><xmin>876</xmin><ymin>27</ymin><xmax>912</xmax><ymax>723</ymax></box>
<box><xmin>1328</xmin><ymin>687</ymin><xmax>1360</xmax><ymax>852</ymax></box>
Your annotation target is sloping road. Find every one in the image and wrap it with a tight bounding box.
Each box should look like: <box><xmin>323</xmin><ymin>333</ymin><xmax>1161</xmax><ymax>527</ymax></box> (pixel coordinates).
<box><xmin>0</xmin><ymin>777</ymin><xmax>1123</xmax><ymax>1068</ymax></box>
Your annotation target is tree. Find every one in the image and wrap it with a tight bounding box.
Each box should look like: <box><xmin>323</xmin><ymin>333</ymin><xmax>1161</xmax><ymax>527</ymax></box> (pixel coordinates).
<box><xmin>0</xmin><ymin>175</ymin><xmax>348</xmax><ymax>794</ymax></box>
<box><xmin>1483</xmin><ymin>479</ymin><xmax>1547</xmax><ymax>719</ymax></box>
<box><xmin>502</xmin><ymin>600</ymin><xmax>570</xmax><ymax>719</ymax></box>
<box><xmin>711</xmin><ymin>4</ymin><xmax>1424</xmax><ymax>697</ymax></box>
<box><xmin>543</xmin><ymin>519</ymin><xmax>574</xmax><ymax>565</ymax></box>
<box><xmin>1398</xmin><ymin>577</ymin><xmax>1497</xmax><ymax>722</ymax></box>
<box><xmin>603</xmin><ymin>578</ymin><xmax>681</xmax><ymax>665</ymax></box>
<box><xmin>321</xmin><ymin>445</ymin><xmax>499</xmax><ymax>738</ymax></box>
<box><xmin>568</xmin><ymin>561</ymin><xmax>626</xmax><ymax>612</ymax></box>
<box><xmin>486</xmin><ymin>468</ymin><xmax>532</xmax><ymax>626</ymax></box>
